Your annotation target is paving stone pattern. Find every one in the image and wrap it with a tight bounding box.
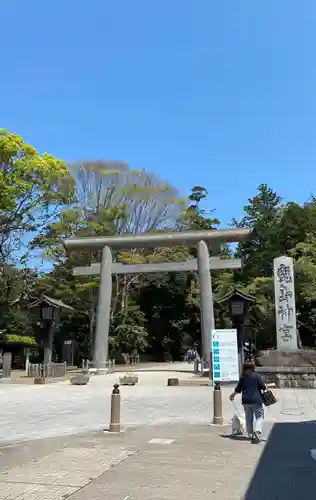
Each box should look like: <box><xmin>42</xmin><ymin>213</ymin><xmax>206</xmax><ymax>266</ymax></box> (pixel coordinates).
<box><xmin>0</xmin><ymin>446</ymin><xmax>138</xmax><ymax>500</ymax></box>
<box><xmin>1</xmin><ymin>368</ymin><xmax>316</xmax><ymax>445</ymax></box>
<box><xmin>0</xmin><ymin>483</ymin><xmax>77</xmax><ymax>500</ymax></box>
<box><xmin>2</xmin><ymin>422</ymin><xmax>315</xmax><ymax>500</ymax></box>
<box><xmin>2</xmin><ymin>364</ymin><xmax>316</xmax><ymax>498</ymax></box>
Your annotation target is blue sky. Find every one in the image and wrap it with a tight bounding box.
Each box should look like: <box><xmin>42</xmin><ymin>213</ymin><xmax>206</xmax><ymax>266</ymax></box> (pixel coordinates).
<box><xmin>2</xmin><ymin>0</ymin><xmax>316</xmax><ymax>226</ymax></box>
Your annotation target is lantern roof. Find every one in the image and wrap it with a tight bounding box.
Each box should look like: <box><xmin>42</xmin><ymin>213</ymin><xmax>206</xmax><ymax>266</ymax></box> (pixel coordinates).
<box><xmin>216</xmin><ymin>288</ymin><xmax>256</xmax><ymax>305</ymax></box>
<box><xmin>28</xmin><ymin>295</ymin><xmax>74</xmax><ymax>311</ymax></box>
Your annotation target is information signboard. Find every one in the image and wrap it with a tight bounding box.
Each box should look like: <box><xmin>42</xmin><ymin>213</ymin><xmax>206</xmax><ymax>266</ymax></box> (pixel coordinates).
<box><xmin>211</xmin><ymin>329</ymin><xmax>239</xmax><ymax>382</ymax></box>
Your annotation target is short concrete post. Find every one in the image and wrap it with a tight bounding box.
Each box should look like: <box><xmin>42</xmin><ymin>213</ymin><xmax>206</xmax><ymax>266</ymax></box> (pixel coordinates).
<box><xmin>109</xmin><ymin>383</ymin><xmax>121</xmax><ymax>433</ymax></box>
<box><xmin>212</xmin><ymin>382</ymin><xmax>223</xmax><ymax>425</ymax></box>
<box><xmin>2</xmin><ymin>352</ymin><xmax>12</xmax><ymax>378</ymax></box>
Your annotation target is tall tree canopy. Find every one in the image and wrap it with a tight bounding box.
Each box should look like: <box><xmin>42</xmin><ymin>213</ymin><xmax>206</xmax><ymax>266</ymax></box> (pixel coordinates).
<box><xmin>0</xmin><ymin>129</ymin><xmax>74</xmax><ymax>263</ymax></box>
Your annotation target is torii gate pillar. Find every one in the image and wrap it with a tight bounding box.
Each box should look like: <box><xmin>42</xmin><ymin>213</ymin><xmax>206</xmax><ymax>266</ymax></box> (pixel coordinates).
<box><xmin>197</xmin><ymin>241</ymin><xmax>214</xmax><ymax>364</ymax></box>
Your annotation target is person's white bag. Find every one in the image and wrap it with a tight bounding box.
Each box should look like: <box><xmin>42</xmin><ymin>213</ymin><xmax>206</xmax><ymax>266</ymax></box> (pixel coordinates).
<box><xmin>231</xmin><ymin>402</ymin><xmax>245</xmax><ymax>436</ymax></box>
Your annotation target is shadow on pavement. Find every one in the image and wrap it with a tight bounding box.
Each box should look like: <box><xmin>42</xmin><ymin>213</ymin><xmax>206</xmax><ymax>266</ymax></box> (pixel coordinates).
<box><xmin>220</xmin><ymin>433</ymin><xmax>251</xmax><ymax>442</ymax></box>
<box><xmin>244</xmin><ymin>421</ymin><xmax>316</xmax><ymax>500</ymax></box>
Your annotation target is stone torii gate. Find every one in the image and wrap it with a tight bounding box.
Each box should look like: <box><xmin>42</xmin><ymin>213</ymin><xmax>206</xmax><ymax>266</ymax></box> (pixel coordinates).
<box><xmin>63</xmin><ymin>228</ymin><xmax>250</xmax><ymax>365</ymax></box>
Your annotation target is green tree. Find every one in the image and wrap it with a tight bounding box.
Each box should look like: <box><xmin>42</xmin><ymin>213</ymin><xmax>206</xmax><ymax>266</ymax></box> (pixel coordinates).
<box><xmin>110</xmin><ymin>301</ymin><xmax>148</xmax><ymax>357</ymax></box>
<box><xmin>275</xmin><ymin>200</ymin><xmax>316</xmax><ymax>255</ymax></box>
<box><xmin>233</xmin><ymin>184</ymin><xmax>281</xmax><ymax>279</ymax></box>
<box><xmin>188</xmin><ymin>185</ymin><xmax>208</xmax><ymax>208</ymax></box>
<box><xmin>0</xmin><ymin>129</ymin><xmax>74</xmax><ymax>263</ymax></box>
<box><xmin>185</xmin><ymin>186</ymin><xmax>219</xmax><ymax>231</ymax></box>
<box><xmin>289</xmin><ymin>234</ymin><xmax>316</xmax><ymax>346</ymax></box>
<box><xmin>0</xmin><ymin>264</ymin><xmax>38</xmax><ymax>346</ymax></box>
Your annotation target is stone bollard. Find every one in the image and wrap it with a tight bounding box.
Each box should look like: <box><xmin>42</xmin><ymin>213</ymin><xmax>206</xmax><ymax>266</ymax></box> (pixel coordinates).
<box><xmin>2</xmin><ymin>352</ymin><xmax>12</xmax><ymax>378</ymax></box>
<box><xmin>109</xmin><ymin>383</ymin><xmax>121</xmax><ymax>433</ymax></box>
<box><xmin>70</xmin><ymin>374</ymin><xmax>90</xmax><ymax>385</ymax></box>
<box><xmin>212</xmin><ymin>381</ymin><xmax>223</xmax><ymax>425</ymax></box>
<box><xmin>34</xmin><ymin>376</ymin><xmax>46</xmax><ymax>385</ymax></box>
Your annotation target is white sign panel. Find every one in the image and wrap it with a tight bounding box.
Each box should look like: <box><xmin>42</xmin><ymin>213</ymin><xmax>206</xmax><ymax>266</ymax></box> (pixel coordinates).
<box><xmin>273</xmin><ymin>256</ymin><xmax>298</xmax><ymax>350</ymax></box>
<box><xmin>211</xmin><ymin>329</ymin><xmax>239</xmax><ymax>382</ymax></box>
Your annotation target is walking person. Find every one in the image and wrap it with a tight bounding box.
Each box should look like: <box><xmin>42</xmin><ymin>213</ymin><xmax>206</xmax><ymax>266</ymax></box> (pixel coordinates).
<box><xmin>229</xmin><ymin>362</ymin><xmax>266</xmax><ymax>444</ymax></box>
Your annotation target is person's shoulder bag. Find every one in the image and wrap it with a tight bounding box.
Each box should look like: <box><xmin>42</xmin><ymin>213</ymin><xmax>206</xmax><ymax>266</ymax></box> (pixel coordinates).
<box><xmin>261</xmin><ymin>388</ymin><xmax>277</xmax><ymax>407</ymax></box>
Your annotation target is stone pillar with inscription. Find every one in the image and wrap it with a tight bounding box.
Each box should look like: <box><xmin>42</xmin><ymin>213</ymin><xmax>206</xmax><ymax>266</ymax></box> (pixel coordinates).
<box><xmin>273</xmin><ymin>256</ymin><xmax>298</xmax><ymax>350</ymax></box>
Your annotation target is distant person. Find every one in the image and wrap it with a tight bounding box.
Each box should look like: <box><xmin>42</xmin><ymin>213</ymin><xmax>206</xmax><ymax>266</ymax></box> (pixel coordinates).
<box><xmin>187</xmin><ymin>349</ymin><xmax>194</xmax><ymax>363</ymax></box>
<box><xmin>229</xmin><ymin>362</ymin><xmax>266</xmax><ymax>444</ymax></box>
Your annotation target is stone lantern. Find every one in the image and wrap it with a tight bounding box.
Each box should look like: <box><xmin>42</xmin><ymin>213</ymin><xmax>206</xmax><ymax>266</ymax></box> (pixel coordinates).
<box><xmin>216</xmin><ymin>289</ymin><xmax>255</xmax><ymax>375</ymax></box>
<box><xmin>29</xmin><ymin>295</ymin><xmax>73</xmax><ymax>364</ymax></box>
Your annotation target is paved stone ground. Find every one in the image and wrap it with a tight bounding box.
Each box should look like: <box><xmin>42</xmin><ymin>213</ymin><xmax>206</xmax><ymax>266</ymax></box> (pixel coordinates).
<box><xmin>1</xmin><ymin>363</ymin><xmax>316</xmax><ymax>445</ymax></box>
<box><xmin>1</xmin><ymin>422</ymin><xmax>316</xmax><ymax>499</ymax></box>
<box><xmin>1</xmin><ymin>363</ymin><xmax>316</xmax><ymax>498</ymax></box>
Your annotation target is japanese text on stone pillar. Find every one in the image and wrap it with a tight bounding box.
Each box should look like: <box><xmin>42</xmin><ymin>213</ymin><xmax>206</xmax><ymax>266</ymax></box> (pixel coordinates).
<box><xmin>273</xmin><ymin>256</ymin><xmax>297</xmax><ymax>349</ymax></box>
